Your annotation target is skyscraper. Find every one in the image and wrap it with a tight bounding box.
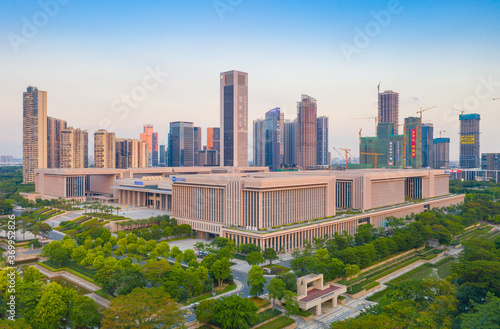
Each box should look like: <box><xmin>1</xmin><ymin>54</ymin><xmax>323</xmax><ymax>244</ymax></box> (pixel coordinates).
<box><xmin>168</xmin><ymin>121</ymin><xmax>195</xmax><ymax>167</ymax></box>
<box><xmin>283</xmin><ymin>119</ymin><xmax>296</xmax><ymax>167</ymax></box>
<box><xmin>253</xmin><ymin>118</ymin><xmax>265</xmax><ymax>167</ymax></box>
<box><xmin>23</xmin><ymin>86</ymin><xmax>48</xmax><ymax>183</ymax></box>
<box><xmin>194</xmin><ymin>127</ymin><xmax>202</xmax><ymax>166</ymax></box>
<box><xmin>296</xmin><ymin>95</ymin><xmax>317</xmax><ymax>170</ymax></box>
<box><xmin>421</xmin><ymin>123</ymin><xmax>434</xmax><ymax>168</ymax></box>
<box><xmin>379</xmin><ymin>90</ymin><xmax>399</xmax><ymax>135</ymax></box>
<box><xmin>140</xmin><ymin>124</ymin><xmax>158</xmax><ymax>167</ymax></box>
<box><xmin>459</xmin><ymin>114</ymin><xmax>481</xmax><ymax>168</ymax></box>
<box><xmin>220</xmin><ymin>70</ymin><xmax>248</xmax><ymax>167</ymax></box>
<box><xmin>316</xmin><ymin>116</ymin><xmax>329</xmax><ymax>167</ymax></box>
<box><xmin>264</xmin><ymin>108</ymin><xmax>282</xmax><ymax>171</ymax></box>
<box><xmin>115</xmin><ymin>138</ymin><xmax>147</xmax><ymax>169</ymax></box>
<box><xmin>94</xmin><ymin>129</ymin><xmax>116</xmax><ymax>168</ymax></box>
<box><xmin>433</xmin><ymin>138</ymin><xmax>450</xmax><ymax>169</ymax></box>
<box><xmin>482</xmin><ymin>153</ymin><xmax>500</xmax><ymax>170</ymax></box>
<box><xmin>159</xmin><ymin>144</ymin><xmax>167</xmax><ymax>167</ymax></box>
<box><xmin>47</xmin><ymin>117</ymin><xmax>67</xmax><ymax>168</ymax></box>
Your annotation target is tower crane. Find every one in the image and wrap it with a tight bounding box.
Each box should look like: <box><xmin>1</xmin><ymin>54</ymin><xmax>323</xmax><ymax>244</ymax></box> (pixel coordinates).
<box><xmin>360</xmin><ymin>152</ymin><xmax>384</xmax><ymax>169</ymax></box>
<box><xmin>416</xmin><ymin>106</ymin><xmax>437</xmax><ymax>121</ymax></box>
<box><xmin>438</xmin><ymin>130</ymin><xmax>446</xmax><ymax>138</ymax></box>
<box><xmin>452</xmin><ymin>108</ymin><xmax>469</xmax><ymax>115</ymax></box>
<box><xmin>353</xmin><ymin>116</ymin><xmax>380</xmax><ymax>132</ymax></box>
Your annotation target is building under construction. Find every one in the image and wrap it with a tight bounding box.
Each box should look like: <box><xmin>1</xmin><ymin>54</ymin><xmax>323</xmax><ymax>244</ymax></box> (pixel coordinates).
<box><xmin>359</xmin><ymin>122</ymin><xmax>404</xmax><ymax>168</ymax></box>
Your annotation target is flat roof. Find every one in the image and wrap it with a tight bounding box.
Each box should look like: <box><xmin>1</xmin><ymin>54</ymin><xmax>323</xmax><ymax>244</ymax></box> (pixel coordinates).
<box><xmin>299</xmin><ymin>286</ymin><xmax>341</xmax><ymax>303</ymax></box>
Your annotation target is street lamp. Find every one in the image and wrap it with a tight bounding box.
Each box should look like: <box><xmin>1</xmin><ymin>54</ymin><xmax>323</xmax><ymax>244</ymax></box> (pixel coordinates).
<box><xmin>465</xmin><ymin>306</ymin><xmax>468</xmax><ymax>314</ymax></box>
<box><xmin>481</xmin><ymin>297</ymin><xmax>484</xmax><ymax>305</ymax></box>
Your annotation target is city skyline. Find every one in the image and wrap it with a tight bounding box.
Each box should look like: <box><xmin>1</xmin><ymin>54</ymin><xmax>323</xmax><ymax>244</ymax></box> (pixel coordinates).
<box><xmin>2</xmin><ymin>0</ymin><xmax>500</xmax><ymax>161</ymax></box>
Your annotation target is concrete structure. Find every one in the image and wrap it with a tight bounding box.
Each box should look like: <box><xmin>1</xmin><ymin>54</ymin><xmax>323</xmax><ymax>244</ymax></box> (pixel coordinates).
<box><xmin>405</xmin><ymin>117</ymin><xmax>422</xmax><ymax>169</ymax></box>
<box><xmin>159</xmin><ymin>144</ymin><xmax>167</xmax><ymax>167</ymax></box>
<box><xmin>481</xmin><ymin>153</ymin><xmax>500</xmax><ymax>170</ymax></box>
<box><xmin>197</xmin><ymin>148</ymin><xmax>218</xmax><ymax>167</ymax></box>
<box><xmin>378</xmin><ymin>90</ymin><xmax>399</xmax><ymax>135</ymax></box>
<box><xmin>297</xmin><ymin>274</ymin><xmax>346</xmax><ymax>315</ymax></box>
<box><xmin>207</xmin><ymin>127</ymin><xmax>220</xmax><ymax>166</ymax></box>
<box><xmin>360</xmin><ymin>122</ymin><xmax>404</xmax><ymax>168</ymax></box>
<box><xmin>34</xmin><ymin>167</ymin><xmax>463</xmax><ymax>248</ymax></box>
<box><xmin>60</xmin><ymin>127</ymin><xmax>88</xmax><ymax>168</ymax></box>
<box><xmin>168</xmin><ymin>121</ymin><xmax>195</xmax><ymax>167</ymax></box>
<box><xmin>451</xmin><ymin>168</ymin><xmax>500</xmax><ymax>183</ymax></box>
<box><xmin>253</xmin><ymin>118</ymin><xmax>265</xmax><ymax>167</ymax></box>
<box><xmin>459</xmin><ymin>114</ymin><xmax>481</xmax><ymax>168</ymax></box>
<box><xmin>433</xmin><ymin>138</ymin><xmax>450</xmax><ymax>169</ymax></box>
<box><xmin>220</xmin><ymin>70</ymin><xmax>248</xmax><ymax>167</ymax></box>
<box><xmin>94</xmin><ymin>130</ymin><xmax>116</xmax><ymax>169</ymax></box>
<box><xmin>47</xmin><ymin>117</ymin><xmax>67</xmax><ymax>168</ymax></box>
<box><xmin>115</xmin><ymin>138</ymin><xmax>148</xmax><ymax>169</ymax></box>
<box><xmin>194</xmin><ymin>127</ymin><xmax>202</xmax><ymax>166</ymax></box>
<box><xmin>23</xmin><ymin>86</ymin><xmax>48</xmax><ymax>183</ymax></box>
<box><xmin>422</xmin><ymin>123</ymin><xmax>434</xmax><ymax>168</ymax></box>
<box><xmin>140</xmin><ymin>124</ymin><xmax>158</xmax><ymax>167</ymax></box>
<box><xmin>317</xmin><ymin>116</ymin><xmax>329</xmax><ymax>167</ymax></box>
<box><xmin>297</xmin><ymin>95</ymin><xmax>317</xmax><ymax>170</ymax></box>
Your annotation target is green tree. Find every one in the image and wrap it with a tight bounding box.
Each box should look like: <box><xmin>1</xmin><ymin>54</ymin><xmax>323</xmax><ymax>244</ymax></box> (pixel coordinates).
<box><xmin>183</xmin><ymin>249</ymin><xmax>197</xmax><ymax>264</ymax></box>
<box><xmin>211</xmin><ymin>258</ymin><xmax>231</xmax><ymax>287</ymax></box>
<box><xmin>23</xmin><ymin>266</ymin><xmax>42</xmax><ymax>282</ymax></box>
<box><xmin>344</xmin><ymin>264</ymin><xmax>360</xmax><ymax>292</ymax></box>
<box><xmin>460</xmin><ymin>293</ymin><xmax>500</xmax><ymax>328</ymax></box>
<box><xmin>246</xmin><ymin>265</ymin><xmax>267</xmax><ymax>297</ymax></box>
<box><xmin>212</xmin><ymin>295</ymin><xmax>259</xmax><ymax>329</ymax></box>
<box><xmin>142</xmin><ymin>259</ymin><xmax>172</xmax><ymax>286</ymax></box>
<box><xmin>246</xmin><ymin>251</ymin><xmax>264</xmax><ymax>266</ymax></box>
<box><xmin>282</xmin><ymin>290</ymin><xmax>299</xmax><ymax>316</ymax></box>
<box><xmin>263</xmin><ymin>248</ymin><xmax>278</xmax><ymax>266</ymax></box>
<box><xmin>31</xmin><ymin>282</ymin><xmax>76</xmax><ymax>329</ymax></box>
<box><xmin>195</xmin><ymin>299</ymin><xmax>217</xmax><ymax>328</ymax></box>
<box><xmin>267</xmin><ymin>277</ymin><xmax>286</xmax><ymax>310</ymax></box>
<box><xmin>93</xmin><ymin>255</ymin><xmax>106</xmax><ymax>269</ymax></box>
<box><xmin>70</xmin><ymin>295</ymin><xmax>102</xmax><ymax>329</ymax></box>
<box><xmin>71</xmin><ymin>245</ymin><xmax>87</xmax><ymax>263</ymax></box>
<box><xmin>101</xmin><ymin>287</ymin><xmax>183</xmax><ymax>329</ymax></box>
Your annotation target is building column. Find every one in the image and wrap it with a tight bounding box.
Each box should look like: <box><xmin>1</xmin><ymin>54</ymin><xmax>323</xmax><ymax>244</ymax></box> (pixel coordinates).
<box><xmin>315</xmin><ymin>304</ymin><xmax>321</xmax><ymax>316</ymax></box>
<box><xmin>333</xmin><ymin>297</ymin><xmax>337</xmax><ymax>308</ymax></box>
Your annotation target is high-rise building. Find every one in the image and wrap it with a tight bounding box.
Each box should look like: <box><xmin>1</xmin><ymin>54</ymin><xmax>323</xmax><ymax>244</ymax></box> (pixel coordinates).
<box><xmin>405</xmin><ymin>117</ymin><xmax>422</xmax><ymax>169</ymax></box>
<box><xmin>264</xmin><ymin>108</ymin><xmax>282</xmax><ymax>171</ymax></box>
<box><xmin>253</xmin><ymin>118</ymin><xmax>265</xmax><ymax>167</ymax></box>
<box><xmin>168</xmin><ymin>121</ymin><xmax>195</xmax><ymax>167</ymax></box>
<box><xmin>152</xmin><ymin>132</ymin><xmax>159</xmax><ymax>167</ymax></box>
<box><xmin>159</xmin><ymin>144</ymin><xmax>167</xmax><ymax>167</ymax></box>
<box><xmin>23</xmin><ymin>86</ymin><xmax>48</xmax><ymax>183</ymax></box>
<box><xmin>283</xmin><ymin>119</ymin><xmax>296</xmax><ymax>167</ymax></box>
<box><xmin>194</xmin><ymin>127</ymin><xmax>202</xmax><ymax>166</ymax></box>
<box><xmin>421</xmin><ymin>123</ymin><xmax>434</xmax><ymax>168</ymax></box>
<box><xmin>94</xmin><ymin>129</ymin><xmax>116</xmax><ymax>168</ymax></box>
<box><xmin>316</xmin><ymin>116</ymin><xmax>329</xmax><ymax>167</ymax></box>
<box><xmin>459</xmin><ymin>114</ymin><xmax>481</xmax><ymax>168</ymax></box>
<box><xmin>433</xmin><ymin>138</ymin><xmax>450</xmax><ymax>169</ymax></box>
<box><xmin>481</xmin><ymin>153</ymin><xmax>500</xmax><ymax>170</ymax></box>
<box><xmin>378</xmin><ymin>90</ymin><xmax>399</xmax><ymax>135</ymax></box>
<box><xmin>360</xmin><ymin>122</ymin><xmax>404</xmax><ymax>168</ymax></box>
<box><xmin>140</xmin><ymin>124</ymin><xmax>159</xmax><ymax>167</ymax></box>
<box><xmin>296</xmin><ymin>95</ymin><xmax>317</xmax><ymax>170</ymax></box>
<box><xmin>220</xmin><ymin>70</ymin><xmax>248</xmax><ymax>167</ymax></box>
<box><xmin>60</xmin><ymin>127</ymin><xmax>88</xmax><ymax>168</ymax></box>
<box><xmin>138</xmin><ymin>140</ymin><xmax>148</xmax><ymax>168</ymax></box>
<box><xmin>47</xmin><ymin>117</ymin><xmax>67</xmax><ymax>168</ymax></box>
<box><xmin>207</xmin><ymin>127</ymin><xmax>220</xmax><ymax>166</ymax></box>
<box><xmin>198</xmin><ymin>147</ymin><xmax>218</xmax><ymax>167</ymax></box>
<box><xmin>115</xmin><ymin>138</ymin><xmax>147</xmax><ymax>169</ymax></box>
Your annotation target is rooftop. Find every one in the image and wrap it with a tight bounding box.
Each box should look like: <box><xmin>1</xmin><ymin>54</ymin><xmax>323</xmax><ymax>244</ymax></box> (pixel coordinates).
<box><xmin>299</xmin><ymin>286</ymin><xmax>341</xmax><ymax>303</ymax></box>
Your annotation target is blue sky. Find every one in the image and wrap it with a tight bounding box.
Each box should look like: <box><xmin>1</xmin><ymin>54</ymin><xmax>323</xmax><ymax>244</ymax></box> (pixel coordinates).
<box><xmin>1</xmin><ymin>0</ymin><xmax>500</xmax><ymax>160</ymax></box>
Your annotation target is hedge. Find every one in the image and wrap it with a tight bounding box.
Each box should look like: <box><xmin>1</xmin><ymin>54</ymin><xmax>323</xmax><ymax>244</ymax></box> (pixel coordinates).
<box><xmin>37</xmin><ymin>262</ymin><xmax>97</xmax><ymax>284</ymax></box>
<box><xmin>255</xmin><ymin>316</ymin><xmax>295</xmax><ymax>329</ymax></box>
<box><xmin>94</xmin><ymin>289</ymin><xmax>114</xmax><ymax>300</ymax></box>
<box><xmin>363</xmin><ymin>281</ymin><xmax>380</xmax><ymax>290</ymax></box>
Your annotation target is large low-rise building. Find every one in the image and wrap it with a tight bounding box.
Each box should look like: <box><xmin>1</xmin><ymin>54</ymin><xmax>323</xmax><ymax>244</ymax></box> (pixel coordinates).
<box><xmin>34</xmin><ymin>167</ymin><xmax>463</xmax><ymax>250</ymax></box>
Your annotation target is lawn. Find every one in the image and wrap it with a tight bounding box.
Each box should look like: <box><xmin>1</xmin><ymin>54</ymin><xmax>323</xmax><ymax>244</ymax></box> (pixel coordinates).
<box><xmin>181</xmin><ymin>282</ymin><xmax>237</xmax><ymax>305</ymax></box>
<box><xmin>43</xmin><ymin>260</ymin><xmax>98</xmax><ymax>279</ymax></box>
<box><xmin>251</xmin><ymin>309</ymin><xmax>282</xmax><ymax>326</ymax></box>
<box><xmin>250</xmin><ymin>296</ymin><xmax>270</xmax><ymax>309</ymax></box>
<box><xmin>255</xmin><ymin>316</ymin><xmax>295</xmax><ymax>329</ymax></box>
<box><xmin>262</xmin><ymin>264</ymin><xmax>290</xmax><ymax>275</ymax></box>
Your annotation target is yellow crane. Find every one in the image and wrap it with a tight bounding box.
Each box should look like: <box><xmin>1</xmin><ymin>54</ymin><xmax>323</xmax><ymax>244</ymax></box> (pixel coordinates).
<box><xmin>417</xmin><ymin>106</ymin><xmax>437</xmax><ymax>121</ymax></box>
<box><xmin>360</xmin><ymin>152</ymin><xmax>384</xmax><ymax>169</ymax></box>
<box><xmin>359</xmin><ymin>128</ymin><xmax>363</xmax><ymax>141</ymax></box>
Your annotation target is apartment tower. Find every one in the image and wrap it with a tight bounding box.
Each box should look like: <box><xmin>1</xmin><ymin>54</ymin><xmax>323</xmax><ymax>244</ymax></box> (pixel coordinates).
<box><xmin>378</xmin><ymin>90</ymin><xmax>399</xmax><ymax>135</ymax></box>
<box><xmin>23</xmin><ymin>86</ymin><xmax>48</xmax><ymax>183</ymax></box>
<box><xmin>459</xmin><ymin>114</ymin><xmax>481</xmax><ymax>168</ymax></box>
<box><xmin>316</xmin><ymin>116</ymin><xmax>329</xmax><ymax>167</ymax></box>
<box><xmin>94</xmin><ymin>129</ymin><xmax>116</xmax><ymax>168</ymax></box>
<box><xmin>296</xmin><ymin>95</ymin><xmax>317</xmax><ymax>170</ymax></box>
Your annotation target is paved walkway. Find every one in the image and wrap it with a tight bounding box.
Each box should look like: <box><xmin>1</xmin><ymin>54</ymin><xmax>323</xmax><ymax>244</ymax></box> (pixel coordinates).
<box><xmin>34</xmin><ymin>264</ymin><xmax>110</xmax><ymax>307</ymax></box>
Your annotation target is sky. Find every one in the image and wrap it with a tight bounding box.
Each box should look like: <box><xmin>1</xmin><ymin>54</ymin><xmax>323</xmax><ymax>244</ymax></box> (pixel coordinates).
<box><xmin>1</xmin><ymin>0</ymin><xmax>500</xmax><ymax>161</ymax></box>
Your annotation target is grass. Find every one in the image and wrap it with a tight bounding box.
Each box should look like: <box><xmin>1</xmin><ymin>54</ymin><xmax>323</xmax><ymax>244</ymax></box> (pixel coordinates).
<box><xmin>255</xmin><ymin>316</ymin><xmax>295</xmax><ymax>329</ymax></box>
<box><xmin>297</xmin><ymin>310</ymin><xmax>313</xmax><ymax>317</ymax></box>
<box><xmin>363</xmin><ymin>281</ymin><xmax>380</xmax><ymax>290</ymax></box>
<box><xmin>181</xmin><ymin>282</ymin><xmax>237</xmax><ymax>305</ymax></box>
<box><xmin>37</xmin><ymin>262</ymin><xmax>97</xmax><ymax>284</ymax></box>
<box><xmin>42</xmin><ymin>260</ymin><xmax>98</xmax><ymax>280</ymax></box>
<box><xmin>94</xmin><ymin>289</ymin><xmax>115</xmax><ymax>300</ymax></box>
<box><xmin>251</xmin><ymin>309</ymin><xmax>282</xmax><ymax>326</ymax></box>
<box><xmin>262</xmin><ymin>264</ymin><xmax>290</xmax><ymax>275</ymax></box>
<box><xmin>250</xmin><ymin>296</ymin><xmax>270</xmax><ymax>309</ymax></box>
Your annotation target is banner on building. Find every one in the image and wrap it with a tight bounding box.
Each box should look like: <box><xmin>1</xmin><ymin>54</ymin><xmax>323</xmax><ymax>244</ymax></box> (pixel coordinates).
<box><xmin>411</xmin><ymin>129</ymin><xmax>417</xmax><ymax>158</ymax></box>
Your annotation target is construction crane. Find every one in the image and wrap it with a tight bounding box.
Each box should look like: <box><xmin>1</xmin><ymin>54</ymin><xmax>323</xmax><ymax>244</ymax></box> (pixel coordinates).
<box><xmin>337</xmin><ymin>148</ymin><xmax>351</xmax><ymax>170</ymax></box>
<box><xmin>360</xmin><ymin>152</ymin><xmax>384</xmax><ymax>169</ymax></box>
<box><xmin>353</xmin><ymin>116</ymin><xmax>380</xmax><ymax>132</ymax></box>
<box><xmin>359</xmin><ymin>128</ymin><xmax>363</xmax><ymax>141</ymax></box>
<box><xmin>438</xmin><ymin>130</ymin><xmax>446</xmax><ymax>138</ymax></box>
<box><xmin>416</xmin><ymin>106</ymin><xmax>437</xmax><ymax>121</ymax></box>
<box><xmin>452</xmin><ymin>108</ymin><xmax>469</xmax><ymax>115</ymax></box>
